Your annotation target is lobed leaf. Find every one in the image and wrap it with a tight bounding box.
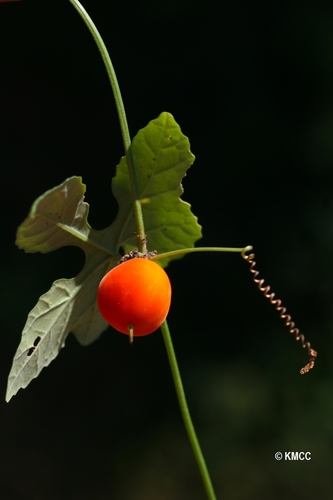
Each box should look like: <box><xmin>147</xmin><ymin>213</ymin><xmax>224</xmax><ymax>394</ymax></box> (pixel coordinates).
<box><xmin>109</xmin><ymin>112</ymin><xmax>202</xmax><ymax>267</ymax></box>
<box><xmin>7</xmin><ymin>113</ymin><xmax>201</xmax><ymax>400</ymax></box>
<box><xmin>6</xmin><ymin>178</ymin><xmax>118</xmax><ymax>401</ymax></box>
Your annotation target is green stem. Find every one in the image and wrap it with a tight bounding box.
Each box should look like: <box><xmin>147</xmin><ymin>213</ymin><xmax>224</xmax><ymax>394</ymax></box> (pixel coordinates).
<box><xmin>161</xmin><ymin>320</ymin><xmax>217</xmax><ymax>500</ymax></box>
<box><xmin>153</xmin><ymin>245</ymin><xmax>252</xmax><ymax>262</ymax></box>
<box><xmin>68</xmin><ymin>0</ymin><xmax>147</xmax><ymax>253</ymax></box>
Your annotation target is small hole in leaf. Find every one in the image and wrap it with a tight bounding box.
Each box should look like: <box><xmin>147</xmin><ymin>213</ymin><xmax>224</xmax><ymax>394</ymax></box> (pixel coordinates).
<box><xmin>27</xmin><ymin>347</ymin><xmax>35</xmax><ymax>357</ymax></box>
<box><xmin>33</xmin><ymin>336</ymin><xmax>41</xmax><ymax>347</ymax></box>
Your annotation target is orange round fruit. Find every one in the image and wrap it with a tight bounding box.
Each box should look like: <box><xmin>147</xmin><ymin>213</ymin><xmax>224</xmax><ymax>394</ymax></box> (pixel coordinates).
<box><xmin>97</xmin><ymin>257</ymin><xmax>171</xmax><ymax>338</ymax></box>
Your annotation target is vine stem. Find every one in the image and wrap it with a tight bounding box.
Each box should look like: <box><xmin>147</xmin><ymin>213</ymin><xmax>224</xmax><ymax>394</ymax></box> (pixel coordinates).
<box><xmin>153</xmin><ymin>246</ymin><xmax>251</xmax><ymax>262</ymax></box>
<box><xmin>68</xmin><ymin>2</ymin><xmax>221</xmax><ymax>497</ymax></box>
<box><xmin>68</xmin><ymin>0</ymin><xmax>147</xmax><ymax>253</ymax></box>
<box><xmin>161</xmin><ymin>320</ymin><xmax>217</xmax><ymax>500</ymax></box>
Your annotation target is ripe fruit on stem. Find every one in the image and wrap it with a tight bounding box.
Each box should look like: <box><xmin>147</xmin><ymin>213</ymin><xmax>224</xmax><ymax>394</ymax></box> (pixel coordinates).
<box><xmin>97</xmin><ymin>257</ymin><xmax>171</xmax><ymax>342</ymax></box>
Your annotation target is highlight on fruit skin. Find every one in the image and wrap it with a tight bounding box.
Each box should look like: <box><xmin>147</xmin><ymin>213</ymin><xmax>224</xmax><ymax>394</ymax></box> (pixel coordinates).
<box><xmin>97</xmin><ymin>257</ymin><xmax>172</xmax><ymax>341</ymax></box>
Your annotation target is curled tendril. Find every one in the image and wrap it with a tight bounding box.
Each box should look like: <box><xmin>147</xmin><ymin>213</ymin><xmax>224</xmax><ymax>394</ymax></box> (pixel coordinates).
<box><xmin>241</xmin><ymin>247</ymin><xmax>317</xmax><ymax>374</ymax></box>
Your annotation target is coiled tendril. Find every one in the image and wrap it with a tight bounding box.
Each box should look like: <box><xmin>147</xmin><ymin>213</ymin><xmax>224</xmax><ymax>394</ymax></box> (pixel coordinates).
<box><xmin>241</xmin><ymin>246</ymin><xmax>317</xmax><ymax>374</ymax></box>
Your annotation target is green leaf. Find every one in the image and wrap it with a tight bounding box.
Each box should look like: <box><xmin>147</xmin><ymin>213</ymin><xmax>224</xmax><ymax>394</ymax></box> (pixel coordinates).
<box><xmin>6</xmin><ymin>177</ymin><xmax>118</xmax><ymax>402</ymax></box>
<box><xmin>109</xmin><ymin>112</ymin><xmax>202</xmax><ymax>267</ymax></box>
<box><xmin>7</xmin><ymin>113</ymin><xmax>201</xmax><ymax>401</ymax></box>
<box><xmin>16</xmin><ymin>176</ymin><xmax>115</xmax><ymax>255</ymax></box>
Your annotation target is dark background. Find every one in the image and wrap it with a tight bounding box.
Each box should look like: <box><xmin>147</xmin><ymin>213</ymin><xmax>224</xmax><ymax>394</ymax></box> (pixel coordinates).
<box><xmin>1</xmin><ymin>0</ymin><xmax>333</xmax><ymax>498</ymax></box>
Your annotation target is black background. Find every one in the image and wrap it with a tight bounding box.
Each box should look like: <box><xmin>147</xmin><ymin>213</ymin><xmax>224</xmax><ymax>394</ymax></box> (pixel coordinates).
<box><xmin>1</xmin><ymin>1</ymin><xmax>333</xmax><ymax>499</ymax></box>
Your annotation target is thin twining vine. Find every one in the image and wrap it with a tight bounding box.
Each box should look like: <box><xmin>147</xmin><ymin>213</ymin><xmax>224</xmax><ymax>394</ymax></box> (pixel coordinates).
<box><xmin>241</xmin><ymin>246</ymin><xmax>317</xmax><ymax>374</ymax></box>
<box><xmin>156</xmin><ymin>245</ymin><xmax>317</xmax><ymax>375</ymax></box>
<box><xmin>68</xmin><ymin>0</ymin><xmax>147</xmax><ymax>254</ymax></box>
